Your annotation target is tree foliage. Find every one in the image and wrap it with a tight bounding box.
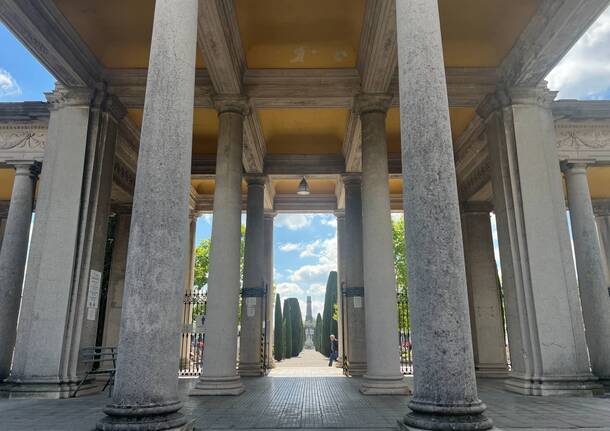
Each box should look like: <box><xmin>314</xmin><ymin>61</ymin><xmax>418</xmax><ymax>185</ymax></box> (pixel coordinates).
<box><xmin>273</xmin><ymin>293</ymin><xmax>283</xmax><ymax>361</ymax></box>
<box><xmin>392</xmin><ymin>215</ymin><xmax>408</xmax><ymax>293</ymax></box>
<box><xmin>314</xmin><ymin>313</ymin><xmax>323</xmax><ymax>351</ymax></box>
<box><xmin>321</xmin><ymin>271</ymin><xmax>338</xmax><ymax>356</ymax></box>
<box><xmin>282</xmin><ymin>299</ymin><xmax>292</xmax><ymax>359</ymax></box>
<box><xmin>288</xmin><ymin>298</ymin><xmax>304</xmax><ymax>357</ymax></box>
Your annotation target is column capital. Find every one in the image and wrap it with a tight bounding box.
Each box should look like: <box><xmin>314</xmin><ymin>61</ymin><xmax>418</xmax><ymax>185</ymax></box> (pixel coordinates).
<box><xmin>461</xmin><ymin>201</ymin><xmax>493</xmax><ymax>215</ymax></box>
<box><xmin>353</xmin><ymin>93</ymin><xmax>392</xmax><ymax>115</ymax></box>
<box><xmin>477</xmin><ymin>85</ymin><xmax>557</xmax><ymax>120</ymax></box>
<box><xmin>214</xmin><ymin>95</ymin><xmax>250</xmax><ymax>116</ymax></box>
<box><xmin>334</xmin><ymin>210</ymin><xmax>345</xmax><ymax>220</ymax></box>
<box><xmin>45</xmin><ymin>84</ymin><xmax>94</xmax><ymax>110</ymax></box>
<box><xmin>245</xmin><ymin>174</ymin><xmax>266</xmax><ymax>187</ymax></box>
<box><xmin>103</xmin><ymin>94</ymin><xmax>128</xmax><ymax>122</ymax></box>
<box><xmin>264</xmin><ymin>210</ymin><xmax>277</xmax><ymax>220</ymax></box>
<box><xmin>342</xmin><ymin>173</ymin><xmax>362</xmax><ymax>187</ymax></box>
<box><xmin>8</xmin><ymin>161</ymin><xmax>41</xmax><ymax>179</ymax></box>
<box><xmin>560</xmin><ymin>160</ymin><xmax>595</xmax><ymax>175</ymax></box>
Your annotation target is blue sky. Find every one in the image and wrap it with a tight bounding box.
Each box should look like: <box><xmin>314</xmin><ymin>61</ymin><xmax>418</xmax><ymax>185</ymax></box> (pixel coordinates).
<box><xmin>2</xmin><ymin>6</ymin><xmax>609</xmax><ymax>316</ymax></box>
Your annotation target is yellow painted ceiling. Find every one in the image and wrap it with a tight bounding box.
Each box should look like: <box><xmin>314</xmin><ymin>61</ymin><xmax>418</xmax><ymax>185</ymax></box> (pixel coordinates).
<box><xmin>127</xmin><ymin>108</ymin><xmax>218</xmax><ymax>155</ymax></box>
<box><xmin>260</xmin><ymin>108</ymin><xmax>348</xmax><ymax>155</ymax></box>
<box><xmin>53</xmin><ymin>0</ymin><xmax>205</xmax><ymax>68</ymax></box>
<box><xmin>389</xmin><ymin>178</ymin><xmax>403</xmax><ymax>195</ymax></box>
<box><xmin>273</xmin><ymin>178</ymin><xmax>336</xmax><ymax>195</ymax></box>
<box><xmin>588</xmin><ymin>167</ymin><xmax>610</xmax><ymax>199</ymax></box>
<box><xmin>235</xmin><ymin>0</ymin><xmax>365</xmax><ymax>69</ymax></box>
<box><xmin>0</xmin><ymin>169</ymin><xmax>15</xmax><ymax>200</ymax></box>
<box><xmin>439</xmin><ymin>0</ymin><xmax>542</xmax><ymax>67</ymax></box>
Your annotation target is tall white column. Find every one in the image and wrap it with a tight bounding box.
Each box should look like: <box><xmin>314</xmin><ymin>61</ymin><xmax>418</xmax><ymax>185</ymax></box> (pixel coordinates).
<box><xmin>335</xmin><ymin>210</ymin><xmax>346</xmax><ymax>368</ymax></box>
<box><xmin>593</xmin><ymin>200</ymin><xmax>610</xmax><ymax>289</ymax></box>
<box><xmin>482</xmin><ymin>86</ymin><xmax>599</xmax><ymax>397</ymax></box>
<box><xmin>3</xmin><ymin>85</ymin><xmax>94</xmax><ymax>399</ymax></box>
<box><xmin>0</xmin><ymin>162</ymin><xmax>39</xmax><ymax>379</ymax></box>
<box><xmin>357</xmin><ymin>95</ymin><xmax>409</xmax><ymax>395</ymax></box>
<box><xmin>462</xmin><ymin>205</ymin><xmax>508</xmax><ymax>378</ymax></box>
<box><xmin>564</xmin><ymin>162</ymin><xmax>610</xmax><ymax>387</ymax></box>
<box><xmin>102</xmin><ymin>210</ymin><xmax>131</xmax><ymax>349</ymax></box>
<box><xmin>342</xmin><ymin>174</ymin><xmax>367</xmax><ymax>376</ymax></box>
<box><xmin>396</xmin><ymin>1</ymin><xmax>493</xmax><ymax>429</ymax></box>
<box><xmin>96</xmin><ymin>1</ymin><xmax>198</xmax><ymax>429</ymax></box>
<box><xmin>264</xmin><ymin>211</ymin><xmax>275</xmax><ymax>368</ymax></box>
<box><xmin>238</xmin><ymin>175</ymin><xmax>266</xmax><ymax>376</ymax></box>
<box><xmin>190</xmin><ymin>96</ymin><xmax>248</xmax><ymax>396</ymax></box>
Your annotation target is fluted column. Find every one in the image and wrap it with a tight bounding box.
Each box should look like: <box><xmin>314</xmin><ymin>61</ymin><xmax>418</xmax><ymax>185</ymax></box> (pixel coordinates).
<box><xmin>0</xmin><ymin>162</ymin><xmax>39</xmax><ymax>379</ymax></box>
<box><xmin>238</xmin><ymin>175</ymin><xmax>266</xmax><ymax>376</ymax></box>
<box><xmin>396</xmin><ymin>1</ymin><xmax>493</xmax><ymax>429</ymax></box>
<box><xmin>97</xmin><ymin>1</ymin><xmax>198</xmax><ymax>429</ymax></box>
<box><xmin>264</xmin><ymin>211</ymin><xmax>275</xmax><ymax>368</ymax></box>
<box><xmin>357</xmin><ymin>94</ymin><xmax>409</xmax><ymax>395</ymax></box>
<box><xmin>342</xmin><ymin>175</ymin><xmax>367</xmax><ymax>376</ymax></box>
<box><xmin>462</xmin><ymin>204</ymin><xmax>508</xmax><ymax>378</ymax></box>
<box><xmin>564</xmin><ymin>162</ymin><xmax>610</xmax><ymax>387</ymax></box>
<box><xmin>335</xmin><ymin>210</ymin><xmax>346</xmax><ymax>368</ymax></box>
<box><xmin>190</xmin><ymin>96</ymin><xmax>248</xmax><ymax>396</ymax></box>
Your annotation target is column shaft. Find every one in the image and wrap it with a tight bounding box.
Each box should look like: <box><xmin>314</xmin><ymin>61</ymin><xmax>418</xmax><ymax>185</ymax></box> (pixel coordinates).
<box><xmin>565</xmin><ymin>163</ymin><xmax>610</xmax><ymax>386</ymax></box>
<box><xmin>0</xmin><ymin>216</ymin><xmax>7</xmax><ymax>249</ymax></box>
<box><xmin>593</xmin><ymin>201</ymin><xmax>610</xmax><ymax>289</ymax></box>
<box><xmin>462</xmin><ymin>208</ymin><xmax>508</xmax><ymax>378</ymax></box>
<box><xmin>97</xmin><ymin>0</ymin><xmax>198</xmax><ymax>429</ymax></box>
<box><xmin>335</xmin><ymin>211</ymin><xmax>346</xmax><ymax>368</ymax></box>
<box><xmin>358</xmin><ymin>96</ymin><xmax>409</xmax><ymax>395</ymax></box>
<box><xmin>342</xmin><ymin>175</ymin><xmax>367</xmax><ymax>376</ymax></box>
<box><xmin>396</xmin><ymin>1</ymin><xmax>492</xmax><ymax>429</ymax></box>
<box><xmin>0</xmin><ymin>162</ymin><xmax>38</xmax><ymax>379</ymax></box>
<box><xmin>264</xmin><ymin>212</ymin><xmax>275</xmax><ymax>368</ymax></box>
<box><xmin>238</xmin><ymin>176</ymin><xmax>266</xmax><ymax>376</ymax></box>
<box><xmin>191</xmin><ymin>98</ymin><xmax>247</xmax><ymax>396</ymax></box>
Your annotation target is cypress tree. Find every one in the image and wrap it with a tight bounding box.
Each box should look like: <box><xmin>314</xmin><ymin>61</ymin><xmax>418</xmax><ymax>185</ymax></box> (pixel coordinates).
<box><xmin>273</xmin><ymin>293</ymin><xmax>283</xmax><ymax>361</ymax></box>
<box><xmin>282</xmin><ymin>299</ymin><xmax>293</xmax><ymax>358</ymax></box>
<box><xmin>288</xmin><ymin>298</ymin><xmax>304</xmax><ymax>357</ymax></box>
<box><xmin>314</xmin><ymin>313</ymin><xmax>322</xmax><ymax>351</ymax></box>
<box><xmin>321</xmin><ymin>271</ymin><xmax>338</xmax><ymax>356</ymax></box>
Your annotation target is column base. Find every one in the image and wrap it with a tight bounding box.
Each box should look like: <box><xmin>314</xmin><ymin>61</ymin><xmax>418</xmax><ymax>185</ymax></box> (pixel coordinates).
<box><xmin>360</xmin><ymin>374</ymin><xmax>411</xmax><ymax>395</ymax></box>
<box><xmin>0</xmin><ymin>376</ymin><xmax>97</xmax><ymax>399</ymax></box>
<box><xmin>475</xmin><ymin>363</ymin><xmax>509</xmax><ymax>379</ymax></box>
<box><xmin>238</xmin><ymin>362</ymin><xmax>264</xmax><ymax>377</ymax></box>
<box><xmin>397</xmin><ymin>423</ymin><xmax>501</xmax><ymax>431</ymax></box>
<box><xmin>190</xmin><ymin>375</ymin><xmax>245</xmax><ymax>396</ymax></box>
<box><xmin>347</xmin><ymin>361</ymin><xmax>367</xmax><ymax>376</ymax></box>
<box><xmin>504</xmin><ymin>374</ymin><xmax>603</xmax><ymax>396</ymax></box>
<box><xmin>398</xmin><ymin>399</ymin><xmax>494</xmax><ymax>431</ymax></box>
<box><xmin>97</xmin><ymin>401</ymin><xmax>190</xmax><ymax>431</ymax></box>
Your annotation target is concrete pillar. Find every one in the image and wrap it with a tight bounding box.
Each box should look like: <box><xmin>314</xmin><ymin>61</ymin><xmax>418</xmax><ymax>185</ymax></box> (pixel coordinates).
<box><xmin>264</xmin><ymin>211</ymin><xmax>275</xmax><ymax>368</ymax></box>
<box><xmin>238</xmin><ymin>175</ymin><xmax>266</xmax><ymax>376</ymax></box>
<box><xmin>564</xmin><ymin>163</ymin><xmax>610</xmax><ymax>387</ymax></box>
<box><xmin>102</xmin><ymin>210</ymin><xmax>131</xmax><ymax>349</ymax></box>
<box><xmin>335</xmin><ymin>210</ymin><xmax>345</xmax><ymax>368</ymax></box>
<box><xmin>593</xmin><ymin>200</ymin><xmax>610</xmax><ymax>289</ymax></box>
<box><xmin>356</xmin><ymin>95</ymin><xmax>409</xmax><ymax>395</ymax></box>
<box><xmin>462</xmin><ymin>204</ymin><xmax>508</xmax><ymax>378</ymax></box>
<box><xmin>3</xmin><ymin>85</ymin><xmax>95</xmax><ymax>399</ymax></box>
<box><xmin>341</xmin><ymin>174</ymin><xmax>367</xmax><ymax>376</ymax></box>
<box><xmin>190</xmin><ymin>96</ymin><xmax>248</xmax><ymax>396</ymax></box>
<box><xmin>482</xmin><ymin>86</ymin><xmax>599</xmax><ymax>396</ymax></box>
<box><xmin>396</xmin><ymin>1</ymin><xmax>493</xmax><ymax>429</ymax></box>
<box><xmin>0</xmin><ymin>215</ymin><xmax>7</xmax><ymax>249</ymax></box>
<box><xmin>0</xmin><ymin>162</ymin><xmax>39</xmax><ymax>380</ymax></box>
<box><xmin>96</xmin><ymin>1</ymin><xmax>198</xmax><ymax>429</ymax></box>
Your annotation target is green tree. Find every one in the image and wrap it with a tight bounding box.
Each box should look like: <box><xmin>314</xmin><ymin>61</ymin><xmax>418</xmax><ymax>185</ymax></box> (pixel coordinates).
<box><xmin>314</xmin><ymin>313</ymin><xmax>323</xmax><ymax>351</ymax></box>
<box><xmin>273</xmin><ymin>293</ymin><xmax>283</xmax><ymax>361</ymax></box>
<box><xmin>321</xmin><ymin>271</ymin><xmax>338</xmax><ymax>356</ymax></box>
<box><xmin>282</xmin><ymin>299</ymin><xmax>293</xmax><ymax>359</ymax></box>
<box><xmin>288</xmin><ymin>298</ymin><xmax>304</xmax><ymax>357</ymax></box>
<box><xmin>193</xmin><ymin>239</ymin><xmax>211</xmax><ymax>291</ymax></box>
<box><xmin>392</xmin><ymin>215</ymin><xmax>408</xmax><ymax>293</ymax></box>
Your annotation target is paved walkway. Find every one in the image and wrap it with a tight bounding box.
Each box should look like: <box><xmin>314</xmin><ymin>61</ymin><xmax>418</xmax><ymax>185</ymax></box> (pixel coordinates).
<box><xmin>270</xmin><ymin>348</ymin><xmax>343</xmax><ymax>377</ymax></box>
<box><xmin>2</xmin><ymin>372</ymin><xmax>610</xmax><ymax>430</ymax></box>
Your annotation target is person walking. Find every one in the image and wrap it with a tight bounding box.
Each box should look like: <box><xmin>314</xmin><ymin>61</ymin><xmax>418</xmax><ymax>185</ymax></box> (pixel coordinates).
<box><xmin>328</xmin><ymin>334</ymin><xmax>339</xmax><ymax>366</ymax></box>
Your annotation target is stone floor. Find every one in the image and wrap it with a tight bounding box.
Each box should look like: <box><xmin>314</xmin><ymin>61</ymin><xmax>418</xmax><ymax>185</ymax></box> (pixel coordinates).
<box><xmin>1</xmin><ymin>352</ymin><xmax>610</xmax><ymax>430</ymax></box>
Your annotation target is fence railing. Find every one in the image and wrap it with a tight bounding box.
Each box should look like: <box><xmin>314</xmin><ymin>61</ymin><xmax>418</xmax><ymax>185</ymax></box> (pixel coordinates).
<box><xmin>397</xmin><ymin>290</ymin><xmax>413</xmax><ymax>375</ymax></box>
<box><xmin>179</xmin><ymin>292</ymin><xmax>207</xmax><ymax>376</ymax></box>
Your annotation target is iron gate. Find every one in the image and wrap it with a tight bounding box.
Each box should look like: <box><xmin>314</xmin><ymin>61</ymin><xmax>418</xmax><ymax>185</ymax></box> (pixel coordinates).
<box><xmin>397</xmin><ymin>290</ymin><xmax>412</xmax><ymax>375</ymax></box>
<box><xmin>179</xmin><ymin>292</ymin><xmax>207</xmax><ymax>376</ymax></box>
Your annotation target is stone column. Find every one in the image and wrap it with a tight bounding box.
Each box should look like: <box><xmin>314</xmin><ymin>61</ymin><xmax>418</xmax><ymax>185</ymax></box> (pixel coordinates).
<box><xmin>564</xmin><ymin>162</ymin><xmax>610</xmax><ymax>387</ymax></box>
<box><xmin>481</xmin><ymin>86</ymin><xmax>598</xmax><ymax>396</ymax></box>
<box><xmin>462</xmin><ymin>204</ymin><xmax>508</xmax><ymax>378</ymax></box>
<box><xmin>0</xmin><ymin>215</ymin><xmax>7</xmax><ymax>250</ymax></box>
<box><xmin>264</xmin><ymin>211</ymin><xmax>275</xmax><ymax>368</ymax></box>
<box><xmin>0</xmin><ymin>161</ymin><xmax>39</xmax><ymax>379</ymax></box>
<box><xmin>593</xmin><ymin>200</ymin><xmax>610</xmax><ymax>289</ymax></box>
<box><xmin>356</xmin><ymin>95</ymin><xmax>409</xmax><ymax>395</ymax></box>
<box><xmin>341</xmin><ymin>174</ymin><xmax>367</xmax><ymax>376</ymax></box>
<box><xmin>102</xmin><ymin>210</ymin><xmax>131</xmax><ymax>349</ymax></box>
<box><xmin>190</xmin><ymin>96</ymin><xmax>248</xmax><ymax>396</ymax></box>
<box><xmin>96</xmin><ymin>0</ymin><xmax>198</xmax><ymax>429</ymax></box>
<box><xmin>396</xmin><ymin>1</ymin><xmax>493</xmax><ymax>429</ymax></box>
<box><xmin>335</xmin><ymin>210</ymin><xmax>346</xmax><ymax>368</ymax></box>
<box><xmin>238</xmin><ymin>175</ymin><xmax>266</xmax><ymax>376</ymax></box>
<box><xmin>3</xmin><ymin>85</ymin><xmax>94</xmax><ymax>399</ymax></box>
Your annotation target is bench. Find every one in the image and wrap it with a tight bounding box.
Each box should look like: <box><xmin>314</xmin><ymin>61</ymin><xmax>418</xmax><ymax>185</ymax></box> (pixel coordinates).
<box><xmin>71</xmin><ymin>346</ymin><xmax>117</xmax><ymax>398</ymax></box>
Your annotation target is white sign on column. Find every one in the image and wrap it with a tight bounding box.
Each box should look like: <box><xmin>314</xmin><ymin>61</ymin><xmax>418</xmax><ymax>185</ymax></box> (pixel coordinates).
<box><xmin>86</xmin><ymin>269</ymin><xmax>102</xmax><ymax>321</ymax></box>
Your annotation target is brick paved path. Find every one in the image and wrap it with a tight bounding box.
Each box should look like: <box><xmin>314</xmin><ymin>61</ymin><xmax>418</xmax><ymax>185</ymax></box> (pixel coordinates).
<box><xmin>2</xmin><ymin>375</ymin><xmax>610</xmax><ymax>430</ymax></box>
<box><xmin>270</xmin><ymin>348</ymin><xmax>343</xmax><ymax>377</ymax></box>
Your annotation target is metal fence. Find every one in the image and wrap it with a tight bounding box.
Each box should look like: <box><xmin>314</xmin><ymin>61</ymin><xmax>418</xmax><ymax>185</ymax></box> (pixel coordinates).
<box><xmin>179</xmin><ymin>292</ymin><xmax>207</xmax><ymax>376</ymax></box>
<box><xmin>397</xmin><ymin>290</ymin><xmax>413</xmax><ymax>375</ymax></box>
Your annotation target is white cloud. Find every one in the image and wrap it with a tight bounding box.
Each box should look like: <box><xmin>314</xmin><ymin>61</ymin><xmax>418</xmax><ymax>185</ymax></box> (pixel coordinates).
<box><xmin>308</xmin><ymin>283</ymin><xmax>326</xmax><ymax>295</ymax></box>
<box><xmin>275</xmin><ymin>214</ymin><xmax>313</xmax><ymax>230</ymax></box>
<box><xmin>276</xmin><ymin>282</ymin><xmax>304</xmax><ymax>296</ymax></box>
<box><xmin>310</xmin><ymin>300</ymin><xmax>324</xmax><ymax>318</ymax></box>
<box><xmin>279</xmin><ymin>242</ymin><xmax>301</xmax><ymax>252</ymax></box>
<box><xmin>318</xmin><ymin>214</ymin><xmax>338</xmax><ymax>228</ymax></box>
<box><xmin>200</xmin><ymin>214</ymin><xmax>212</xmax><ymax>224</ymax></box>
<box><xmin>391</xmin><ymin>212</ymin><xmax>404</xmax><ymax>221</ymax></box>
<box><xmin>0</xmin><ymin>68</ymin><xmax>21</xmax><ymax>97</ymax></box>
<box><xmin>546</xmin><ymin>6</ymin><xmax>610</xmax><ymax>99</ymax></box>
<box><xmin>289</xmin><ymin>235</ymin><xmax>337</xmax><ymax>284</ymax></box>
